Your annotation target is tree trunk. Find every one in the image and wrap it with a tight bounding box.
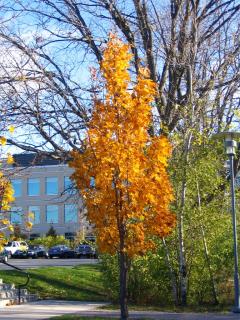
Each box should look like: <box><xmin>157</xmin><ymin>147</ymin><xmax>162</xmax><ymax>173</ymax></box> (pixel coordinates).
<box><xmin>196</xmin><ymin>180</ymin><xmax>218</xmax><ymax>304</ymax></box>
<box><xmin>178</xmin><ymin>133</ymin><xmax>192</xmax><ymax>306</ymax></box>
<box><xmin>119</xmin><ymin>250</ymin><xmax>129</xmax><ymax>320</ymax></box>
<box><xmin>178</xmin><ymin>185</ymin><xmax>187</xmax><ymax>306</ymax></box>
<box><xmin>162</xmin><ymin>237</ymin><xmax>178</xmax><ymax>305</ymax></box>
<box><xmin>200</xmin><ymin>225</ymin><xmax>218</xmax><ymax>305</ymax></box>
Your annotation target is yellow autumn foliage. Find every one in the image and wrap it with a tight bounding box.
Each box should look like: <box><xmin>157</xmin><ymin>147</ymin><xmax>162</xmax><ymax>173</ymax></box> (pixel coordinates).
<box><xmin>0</xmin><ymin>178</ymin><xmax>15</xmax><ymax>211</ymax></box>
<box><xmin>7</xmin><ymin>154</ymin><xmax>14</xmax><ymax>164</ymax></box>
<box><xmin>0</xmin><ymin>136</ymin><xmax>7</xmax><ymax>146</ymax></box>
<box><xmin>28</xmin><ymin>211</ymin><xmax>35</xmax><ymax>219</ymax></box>
<box><xmin>8</xmin><ymin>225</ymin><xmax>14</xmax><ymax>232</ymax></box>
<box><xmin>25</xmin><ymin>221</ymin><xmax>33</xmax><ymax>230</ymax></box>
<box><xmin>8</xmin><ymin>125</ymin><xmax>15</xmax><ymax>134</ymax></box>
<box><xmin>0</xmin><ymin>178</ymin><xmax>15</xmax><ymax>246</ymax></box>
<box><xmin>0</xmin><ymin>129</ymin><xmax>32</xmax><ymax>247</ymax></box>
<box><xmin>70</xmin><ymin>34</ymin><xmax>175</xmax><ymax>257</ymax></box>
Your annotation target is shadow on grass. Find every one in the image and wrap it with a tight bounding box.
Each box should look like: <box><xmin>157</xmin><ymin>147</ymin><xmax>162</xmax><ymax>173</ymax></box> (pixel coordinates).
<box><xmin>0</xmin><ymin>269</ymin><xmax>107</xmax><ymax>301</ymax></box>
<box><xmin>28</xmin><ymin>271</ymin><xmax>107</xmax><ymax>300</ymax></box>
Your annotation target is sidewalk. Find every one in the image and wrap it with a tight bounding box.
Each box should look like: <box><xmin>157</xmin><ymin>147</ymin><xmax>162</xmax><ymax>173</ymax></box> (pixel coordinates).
<box><xmin>0</xmin><ymin>300</ymin><xmax>240</xmax><ymax>320</ymax></box>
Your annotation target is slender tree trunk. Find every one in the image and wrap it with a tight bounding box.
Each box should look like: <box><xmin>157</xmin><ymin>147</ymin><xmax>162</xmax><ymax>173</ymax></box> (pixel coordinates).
<box><xmin>196</xmin><ymin>180</ymin><xmax>218</xmax><ymax>304</ymax></box>
<box><xmin>162</xmin><ymin>237</ymin><xmax>178</xmax><ymax>305</ymax></box>
<box><xmin>178</xmin><ymin>180</ymin><xmax>187</xmax><ymax>306</ymax></box>
<box><xmin>178</xmin><ymin>133</ymin><xmax>192</xmax><ymax>306</ymax></box>
<box><xmin>119</xmin><ymin>250</ymin><xmax>129</xmax><ymax>320</ymax></box>
<box><xmin>200</xmin><ymin>225</ymin><xmax>218</xmax><ymax>304</ymax></box>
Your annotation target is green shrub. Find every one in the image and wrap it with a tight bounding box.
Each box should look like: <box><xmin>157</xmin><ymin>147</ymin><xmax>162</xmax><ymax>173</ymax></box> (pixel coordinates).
<box><xmin>100</xmin><ymin>254</ymin><xmax>120</xmax><ymax>302</ymax></box>
<box><xmin>29</xmin><ymin>236</ymin><xmax>70</xmax><ymax>249</ymax></box>
<box><xmin>100</xmin><ymin>250</ymin><xmax>173</xmax><ymax>305</ymax></box>
<box><xmin>128</xmin><ymin>253</ymin><xmax>173</xmax><ymax>305</ymax></box>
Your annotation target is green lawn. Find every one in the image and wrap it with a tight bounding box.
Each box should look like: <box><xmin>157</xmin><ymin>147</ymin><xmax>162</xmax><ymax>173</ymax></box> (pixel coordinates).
<box><xmin>0</xmin><ymin>265</ymin><xmax>231</xmax><ymax>314</ymax></box>
<box><xmin>0</xmin><ymin>264</ymin><xmax>107</xmax><ymax>301</ymax></box>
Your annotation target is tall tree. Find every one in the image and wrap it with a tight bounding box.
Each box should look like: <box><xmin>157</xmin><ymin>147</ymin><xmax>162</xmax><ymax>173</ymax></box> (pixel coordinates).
<box><xmin>70</xmin><ymin>34</ymin><xmax>176</xmax><ymax>319</ymax></box>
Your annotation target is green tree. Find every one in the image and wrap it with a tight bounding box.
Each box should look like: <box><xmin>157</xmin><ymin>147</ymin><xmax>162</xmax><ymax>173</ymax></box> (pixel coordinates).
<box><xmin>46</xmin><ymin>225</ymin><xmax>57</xmax><ymax>238</ymax></box>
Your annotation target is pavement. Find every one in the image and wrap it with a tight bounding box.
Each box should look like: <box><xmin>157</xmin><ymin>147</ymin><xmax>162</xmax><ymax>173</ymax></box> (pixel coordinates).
<box><xmin>0</xmin><ymin>300</ymin><xmax>240</xmax><ymax>320</ymax></box>
<box><xmin>0</xmin><ymin>258</ymin><xmax>98</xmax><ymax>270</ymax></box>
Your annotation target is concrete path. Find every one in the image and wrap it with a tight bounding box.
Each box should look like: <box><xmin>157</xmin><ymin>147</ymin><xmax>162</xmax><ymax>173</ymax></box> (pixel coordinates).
<box><xmin>0</xmin><ymin>258</ymin><xmax>98</xmax><ymax>270</ymax></box>
<box><xmin>0</xmin><ymin>300</ymin><xmax>240</xmax><ymax>320</ymax></box>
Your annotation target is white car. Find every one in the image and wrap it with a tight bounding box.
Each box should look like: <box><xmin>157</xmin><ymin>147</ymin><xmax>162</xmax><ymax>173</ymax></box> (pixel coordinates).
<box><xmin>4</xmin><ymin>241</ymin><xmax>28</xmax><ymax>257</ymax></box>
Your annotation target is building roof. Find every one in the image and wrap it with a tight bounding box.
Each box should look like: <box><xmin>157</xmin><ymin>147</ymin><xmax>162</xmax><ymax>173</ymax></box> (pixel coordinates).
<box><xmin>13</xmin><ymin>153</ymin><xmax>66</xmax><ymax>167</ymax></box>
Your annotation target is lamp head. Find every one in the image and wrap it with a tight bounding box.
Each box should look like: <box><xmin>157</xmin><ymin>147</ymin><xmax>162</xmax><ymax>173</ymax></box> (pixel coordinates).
<box><xmin>224</xmin><ymin>139</ymin><xmax>237</xmax><ymax>155</ymax></box>
<box><xmin>213</xmin><ymin>131</ymin><xmax>240</xmax><ymax>156</ymax></box>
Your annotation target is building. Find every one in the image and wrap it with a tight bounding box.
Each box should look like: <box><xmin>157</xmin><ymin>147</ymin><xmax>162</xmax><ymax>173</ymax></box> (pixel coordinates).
<box><xmin>7</xmin><ymin>153</ymin><xmax>89</xmax><ymax>240</ymax></box>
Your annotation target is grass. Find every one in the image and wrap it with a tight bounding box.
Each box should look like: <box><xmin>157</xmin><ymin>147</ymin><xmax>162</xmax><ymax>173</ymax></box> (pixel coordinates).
<box><xmin>101</xmin><ymin>303</ymin><xmax>231</xmax><ymax>313</ymax></box>
<box><xmin>0</xmin><ymin>264</ymin><xmax>107</xmax><ymax>301</ymax></box>
<box><xmin>0</xmin><ymin>265</ymin><xmax>232</xmax><ymax>315</ymax></box>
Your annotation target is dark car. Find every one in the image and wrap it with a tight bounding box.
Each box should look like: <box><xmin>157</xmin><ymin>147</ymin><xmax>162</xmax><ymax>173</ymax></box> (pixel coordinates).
<box><xmin>27</xmin><ymin>245</ymin><xmax>49</xmax><ymax>259</ymax></box>
<box><xmin>75</xmin><ymin>244</ymin><xmax>97</xmax><ymax>258</ymax></box>
<box><xmin>0</xmin><ymin>249</ymin><xmax>8</xmax><ymax>262</ymax></box>
<box><xmin>11</xmin><ymin>250</ymin><xmax>28</xmax><ymax>259</ymax></box>
<box><xmin>48</xmin><ymin>245</ymin><xmax>75</xmax><ymax>259</ymax></box>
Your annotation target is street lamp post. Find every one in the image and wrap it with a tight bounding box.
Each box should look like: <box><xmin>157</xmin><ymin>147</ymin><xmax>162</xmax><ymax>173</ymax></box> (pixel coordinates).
<box><xmin>214</xmin><ymin>131</ymin><xmax>240</xmax><ymax>312</ymax></box>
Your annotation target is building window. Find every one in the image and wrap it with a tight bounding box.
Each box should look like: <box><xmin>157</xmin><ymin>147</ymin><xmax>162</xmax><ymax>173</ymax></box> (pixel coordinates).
<box><xmin>11</xmin><ymin>179</ymin><xmax>22</xmax><ymax>197</ymax></box>
<box><xmin>46</xmin><ymin>205</ymin><xmax>58</xmax><ymax>223</ymax></box>
<box><xmin>30</xmin><ymin>233</ymin><xmax>40</xmax><ymax>240</ymax></box>
<box><xmin>65</xmin><ymin>232</ymin><xmax>76</xmax><ymax>240</ymax></box>
<box><xmin>11</xmin><ymin>207</ymin><xmax>22</xmax><ymax>224</ymax></box>
<box><xmin>64</xmin><ymin>176</ymin><xmax>75</xmax><ymax>194</ymax></box>
<box><xmin>64</xmin><ymin>176</ymin><xmax>71</xmax><ymax>191</ymax></box>
<box><xmin>64</xmin><ymin>204</ymin><xmax>78</xmax><ymax>223</ymax></box>
<box><xmin>64</xmin><ymin>176</ymin><xmax>77</xmax><ymax>194</ymax></box>
<box><xmin>28</xmin><ymin>206</ymin><xmax>41</xmax><ymax>224</ymax></box>
<box><xmin>28</xmin><ymin>178</ymin><xmax>40</xmax><ymax>196</ymax></box>
<box><xmin>46</xmin><ymin>177</ymin><xmax>58</xmax><ymax>195</ymax></box>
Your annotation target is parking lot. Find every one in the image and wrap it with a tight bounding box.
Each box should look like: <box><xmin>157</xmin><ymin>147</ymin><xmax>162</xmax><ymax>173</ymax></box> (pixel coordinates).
<box><xmin>0</xmin><ymin>258</ymin><xmax>99</xmax><ymax>270</ymax></box>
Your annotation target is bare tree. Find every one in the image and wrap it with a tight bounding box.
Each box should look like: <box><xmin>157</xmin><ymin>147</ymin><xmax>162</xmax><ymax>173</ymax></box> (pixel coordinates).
<box><xmin>0</xmin><ymin>1</ymin><xmax>238</xmax><ymax>153</ymax></box>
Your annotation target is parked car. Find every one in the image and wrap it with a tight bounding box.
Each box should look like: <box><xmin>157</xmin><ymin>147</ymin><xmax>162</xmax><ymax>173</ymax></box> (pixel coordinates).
<box><xmin>27</xmin><ymin>245</ymin><xmax>49</xmax><ymax>259</ymax></box>
<box><xmin>11</xmin><ymin>249</ymin><xmax>29</xmax><ymax>259</ymax></box>
<box><xmin>4</xmin><ymin>241</ymin><xmax>28</xmax><ymax>257</ymax></box>
<box><xmin>48</xmin><ymin>245</ymin><xmax>75</xmax><ymax>258</ymax></box>
<box><xmin>0</xmin><ymin>249</ymin><xmax>8</xmax><ymax>262</ymax></box>
<box><xmin>75</xmin><ymin>244</ymin><xmax>97</xmax><ymax>258</ymax></box>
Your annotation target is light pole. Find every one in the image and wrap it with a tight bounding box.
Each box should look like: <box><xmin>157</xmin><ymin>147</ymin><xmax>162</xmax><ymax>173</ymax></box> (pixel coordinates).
<box><xmin>214</xmin><ymin>131</ymin><xmax>240</xmax><ymax>312</ymax></box>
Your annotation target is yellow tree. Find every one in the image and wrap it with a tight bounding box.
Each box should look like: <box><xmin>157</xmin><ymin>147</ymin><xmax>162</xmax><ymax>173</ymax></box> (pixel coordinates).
<box><xmin>0</xmin><ymin>134</ymin><xmax>15</xmax><ymax>250</ymax></box>
<box><xmin>0</xmin><ymin>128</ymin><xmax>32</xmax><ymax>250</ymax></box>
<box><xmin>70</xmin><ymin>34</ymin><xmax>175</xmax><ymax>320</ymax></box>
<box><xmin>0</xmin><ymin>176</ymin><xmax>15</xmax><ymax>250</ymax></box>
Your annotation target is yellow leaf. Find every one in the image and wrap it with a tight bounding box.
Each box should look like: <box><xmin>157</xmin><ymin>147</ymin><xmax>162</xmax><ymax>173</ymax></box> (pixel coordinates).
<box><xmin>0</xmin><ymin>136</ymin><xmax>7</xmax><ymax>146</ymax></box>
<box><xmin>7</xmin><ymin>154</ymin><xmax>14</xmax><ymax>164</ymax></box>
<box><xmin>8</xmin><ymin>126</ymin><xmax>15</xmax><ymax>133</ymax></box>
<box><xmin>1</xmin><ymin>219</ymin><xmax>9</xmax><ymax>225</ymax></box>
<box><xmin>28</xmin><ymin>212</ymin><xmax>35</xmax><ymax>219</ymax></box>
<box><xmin>8</xmin><ymin>225</ymin><xmax>14</xmax><ymax>232</ymax></box>
<box><xmin>25</xmin><ymin>221</ymin><xmax>33</xmax><ymax>229</ymax></box>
